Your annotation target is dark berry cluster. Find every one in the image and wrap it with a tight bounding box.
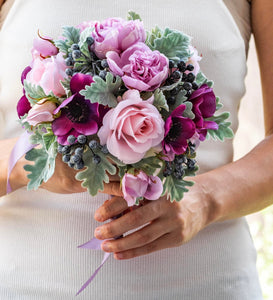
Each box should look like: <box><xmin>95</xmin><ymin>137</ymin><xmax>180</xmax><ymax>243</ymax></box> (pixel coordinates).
<box><xmin>166</xmin><ymin>59</ymin><xmax>199</xmax><ymax>106</ymax></box>
<box><xmin>65</xmin><ymin>40</ymin><xmax>109</xmax><ymax>78</ymax></box>
<box><xmin>163</xmin><ymin>142</ymin><xmax>197</xmax><ymax>180</ymax></box>
<box><xmin>58</xmin><ymin>134</ymin><xmax>108</xmax><ymax>170</ymax></box>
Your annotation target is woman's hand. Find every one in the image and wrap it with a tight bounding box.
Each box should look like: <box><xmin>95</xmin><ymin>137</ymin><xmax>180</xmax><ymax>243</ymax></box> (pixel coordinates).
<box><xmin>94</xmin><ymin>183</ymin><xmax>213</xmax><ymax>260</ymax></box>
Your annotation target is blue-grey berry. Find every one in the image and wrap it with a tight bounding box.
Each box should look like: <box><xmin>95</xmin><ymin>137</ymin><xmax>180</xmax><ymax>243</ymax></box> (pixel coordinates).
<box><xmin>92</xmin><ymin>155</ymin><xmax>101</xmax><ymax>164</ymax></box>
<box><xmin>77</xmin><ymin>135</ymin><xmax>87</xmax><ymax>144</ymax></box>
<box><xmin>101</xmin><ymin>59</ymin><xmax>109</xmax><ymax>69</ymax></box>
<box><xmin>62</xmin><ymin>145</ymin><xmax>71</xmax><ymax>154</ymax></box>
<box><xmin>86</xmin><ymin>37</ymin><xmax>94</xmax><ymax>46</ymax></box>
<box><xmin>71</xmin><ymin>43</ymin><xmax>80</xmax><ymax>51</ymax></box>
<box><xmin>65</xmin><ymin>68</ymin><xmax>73</xmax><ymax>76</ymax></box>
<box><xmin>99</xmin><ymin>70</ymin><xmax>107</xmax><ymax>80</ymax></box>
<box><xmin>68</xmin><ymin>162</ymin><xmax>75</xmax><ymax>168</ymax></box>
<box><xmin>89</xmin><ymin>140</ymin><xmax>98</xmax><ymax>149</ymax></box>
<box><xmin>57</xmin><ymin>145</ymin><xmax>63</xmax><ymax>153</ymax></box>
<box><xmin>101</xmin><ymin>145</ymin><xmax>109</xmax><ymax>154</ymax></box>
<box><xmin>75</xmin><ymin>147</ymin><xmax>84</xmax><ymax>155</ymax></box>
<box><xmin>72</xmin><ymin>50</ymin><xmax>81</xmax><ymax>60</ymax></box>
<box><xmin>65</xmin><ymin>57</ymin><xmax>74</xmax><ymax>66</ymax></box>
<box><xmin>75</xmin><ymin>160</ymin><xmax>85</xmax><ymax>170</ymax></box>
<box><xmin>62</xmin><ymin>154</ymin><xmax>71</xmax><ymax>163</ymax></box>
<box><xmin>67</xmin><ymin>135</ymin><xmax>76</xmax><ymax>145</ymax></box>
<box><xmin>71</xmin><ymin>154</ymin><xmax>81</xmax><ymax>164</ymax></box>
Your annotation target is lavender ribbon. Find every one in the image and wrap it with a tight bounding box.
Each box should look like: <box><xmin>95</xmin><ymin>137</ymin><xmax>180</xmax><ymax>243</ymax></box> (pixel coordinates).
<box><xmin>6</xmin><ymin>131</ymin><xmax>35</xmax><ymax>194</ymax></box>
<box><xmin>76</xmin><ymin>238</ymin><xmax>111</xmax><ymax>296</ymax></box>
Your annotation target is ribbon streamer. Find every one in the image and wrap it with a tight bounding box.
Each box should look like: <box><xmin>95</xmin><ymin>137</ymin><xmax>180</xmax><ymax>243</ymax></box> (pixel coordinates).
<box><xmin>76</xmin><ymin>238</ymin><xmax>111</xmax><ymax>296</ymax></box>
<box><xmin>6</xmin><ymin>131</ymin><xmax>35</xmax><ymax>194</ymax></box>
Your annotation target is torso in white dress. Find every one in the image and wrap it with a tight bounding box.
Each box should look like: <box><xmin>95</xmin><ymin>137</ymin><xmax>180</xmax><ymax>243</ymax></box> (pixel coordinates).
<box><xmin>0</xmin><ymin>0</ymin><xmax>263</xmax><ymax>299</ymax></box>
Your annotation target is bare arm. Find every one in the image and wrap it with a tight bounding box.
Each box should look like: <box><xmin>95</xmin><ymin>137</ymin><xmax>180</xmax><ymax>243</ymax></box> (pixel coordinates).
<box><xmin>93</xmin><ymin>0</ymin><xmax>273</xmax><ymax>259</ymax></box>
<box><xmin>0</xmin><ymin>0</ymin><xmax>5</xmax><ymax>9</ymax></box>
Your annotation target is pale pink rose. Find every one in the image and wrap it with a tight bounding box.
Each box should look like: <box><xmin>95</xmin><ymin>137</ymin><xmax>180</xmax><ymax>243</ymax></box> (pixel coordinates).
<box><xmin>107</xmin><ymin>42</ymin><xmax>169</xmax><ymax>91</ymax></box>
<box><xmin>26</xmin><ymin>53</ymin><xmax>67</xmax><ymax>96</ymax></box>
<box><xmin>98</xmin><ymin>90</ymin><xmax>165</xmax><ymax>164</ymax></box>
<box><xmin>186</xmin><ymin>45</ymin><xmax>202</xmax><ymax>75</ymax></box>
<box><xmin>92</xmin><ymin>18</ymin><xmax>146</xmax><ymax>59</ymax></box>
<box><xmin>122</xmin><ymin>171</ymin><xmax>163</xmax><ymax>206</ymax></box>
<box><xmin>32</xmin><ymin>34</ymin><xmax>58</xmax><ymax>59</ymax></box>
<box><xmin>26</xmin><ymin>100</ymin><xmax>57</xmax><ymax>126</ymax></box>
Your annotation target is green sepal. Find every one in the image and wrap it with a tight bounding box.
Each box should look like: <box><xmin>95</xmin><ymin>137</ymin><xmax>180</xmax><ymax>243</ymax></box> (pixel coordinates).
<box><xmin>127</xmin><ymin>11</ymin><xmax>142</xmax><ymax>21</ymax></box>
<box><xmin>146</xmin><ymin>27</ymin><xmax>191</xmax><ymax>62</ymax></box>
<box><xmin>207</xmin><ymin>112</ymin><xmax>234</xmax><ymax>141</ymax></box>
<box><xmin>132</xmin><ymin>156</ymin><xmax>162</xmax><ymax>176</ymax></box>
<box><xmin>75</xmin><ymin>149</ymin><xmax>117</xmax><ymax>196</ymax></box>
<box><xmin>80</xmin><ymin>73</ymin><xmax>121</xmax><ymax>107</ymax></box>
<box><xmin>153</xmin><ymin>89</ymin><xmax>169</xmax><ymax>112</ymax></box>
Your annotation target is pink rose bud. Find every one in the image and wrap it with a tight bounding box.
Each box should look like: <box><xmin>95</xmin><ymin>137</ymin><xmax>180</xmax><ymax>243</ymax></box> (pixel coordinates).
<box><xmin>98</xmin><ymin>90</ymin><xmax>165</xmax><ymax>164</ymax></box>
<box><xmin>32</xmin><ymin>34</ymin><xmax>58</xmax><ymax>59</ymax></box>
<box><xmin>122</xmin><ymin>171</ymin><xmax>163</xmax><ymax>206</ymax></box>
<box><xmin>26</xmin><ymin>53</ymin><xmax>67</xmax><ymax>97</ymax></box>
<box><xmin>26</xmin><ymin>100</ymin><xmax>57</xmax><ymax>126</ymax></box>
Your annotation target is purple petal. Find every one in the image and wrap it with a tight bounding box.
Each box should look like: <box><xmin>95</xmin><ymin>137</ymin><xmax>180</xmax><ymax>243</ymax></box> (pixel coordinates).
<box><xmin>73</xmin><ymin>119</ymin><xmax>98</xmax><ymax>135</ymax></box>
<box><xmin>70</xmin><ymin>73</ymin><xmax>94</xmax><ymax>94</ymax></box>
<box><xmin>53</xmin><ymin>94</ymin><xmax>75</xmax><ymax>114</ymax></box>
<box><xmin>52</xmin><ymin>114</ymin><xmax>73</xmax><ymax>135</ymax></box>
<box><xmin>17</xmin><ymin>94</ymin><xmax>31</xmax><ymax>117</ymax></box>
<box><xmin>21</xmin><ymin>66</ymin><xmax>32</xmax><ymax>85</ymax></box>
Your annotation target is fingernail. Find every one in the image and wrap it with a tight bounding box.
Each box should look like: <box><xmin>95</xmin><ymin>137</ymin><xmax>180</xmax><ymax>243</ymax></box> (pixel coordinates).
<box><xmin>102</xmin><ymin>242</ymin><xmax>111</xmax><ymax>252</ymax></box>
<box><xmin>95</xmin><ymin>227</ymin><xmax>102</xmax><ymax>239</ymax></box>
<box><xmin>94</xmin><ymin>212</ymin><xmax>103</xmax><ymax>222</ymax></box>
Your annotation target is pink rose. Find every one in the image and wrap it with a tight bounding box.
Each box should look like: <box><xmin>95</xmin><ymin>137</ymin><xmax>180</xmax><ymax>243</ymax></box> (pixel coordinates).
<box><xmin>122</xmin><ymin>171</ymin><xmax>163</xmax><ymax>206</ymax></box>
<box><xmin>186</xmin><ymin>45</ymin><xmax>202</xmax><ymax>75</ymax></box>
<box><xmin>107</xmin><ymin>42</ymin><xmax>169</xmax><ymax>91</ymax></box>
<box><xmin>32</xmin><ymin>34</ymin><xmax>58</xmax><ymax>59</ymax></box>
<box><xmin>92</xmin><ymin>18</ymin><xmax>146</xmax><ymax>59</ymax></box>
<box><xmin>98</xmin><ymin>90</ymin><xmax>165</xmax><ymax>164</ymax></box>
<box><xmin>26</xmin><ymin>53</ymin><xmax>67</xmax><ymax>96</ymax></box>
<box><xmin>26</xmin><ymin>100</ymin><xmax>57</xmax><ymax>126</ymax></box>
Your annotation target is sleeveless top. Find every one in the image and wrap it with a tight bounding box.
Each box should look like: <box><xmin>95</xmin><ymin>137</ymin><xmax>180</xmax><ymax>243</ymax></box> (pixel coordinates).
<box><xmin>0</xmin><ymin>1</ymin><xmax>263</xmax><ymax>299</ymax></box>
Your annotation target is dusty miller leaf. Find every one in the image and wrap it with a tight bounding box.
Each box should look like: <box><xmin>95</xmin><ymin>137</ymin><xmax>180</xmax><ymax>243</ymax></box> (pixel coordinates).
<box><xmin>153</xmin><ymin>89</ymin><xmax>169</xmax><ymax>112</ymax></box>
<box><xmin>127</xmin><ymin>11</ymin><xmax>142</xmax><ymax>21</ymax></box>
<box><xmin>76</xmin><ymin>149</ymin><xmax>116</xmax><ymax>196</ymax></box>
<box><xmin>146</xmin><ymin>27</ymin><xmax>191</xmax><ymax>62</ymax></box>
<box><xmin>206</xmin><ymin>112</ymin><xmax>234</xmax><ymax>141</ymax></box>
<box><xmin>80</xmin><ymin>73</ymin><xmax>121</xmax><ymax>107</ymax></box>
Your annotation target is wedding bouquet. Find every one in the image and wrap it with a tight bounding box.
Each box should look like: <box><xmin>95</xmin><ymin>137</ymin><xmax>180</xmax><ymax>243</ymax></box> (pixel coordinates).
<box><xmin>16</xmin><ymin>11</ymin><xmax>233</xmax><ymax>205</ymax></box>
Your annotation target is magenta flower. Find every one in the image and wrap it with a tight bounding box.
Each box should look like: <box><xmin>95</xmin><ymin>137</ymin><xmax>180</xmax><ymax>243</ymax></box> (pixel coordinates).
<box><xmin>188</xmin><ymin>84</ymin><xmax>218</xmax><ymax>141</ymax></box>
<box><xmin>162</xmin><ymin>104</ymin><xmax>196</xmax><ymax>159</ymax></box>
<box><xmin>107</xmin><ymin>42</ymin><xmax>169</xmax><ymax>92</ymax></box>
<box><xmin>122</xmin><ymin>171</ymin><xmax>163</xmax><ymax>207</ymax></box>
<box><xmin>52</xmin><ymin>73</ymin><xmax>99</xmax><ymax>145</ymax></box>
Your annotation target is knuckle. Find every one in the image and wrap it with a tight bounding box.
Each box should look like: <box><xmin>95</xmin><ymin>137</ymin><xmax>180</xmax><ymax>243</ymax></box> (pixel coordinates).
<box><xmin>103</xmin><ymin>224</ymin><xmax>114</xmax><ymax>237</ymax></box>
<box><xmin>136</xmin><ymin>231</ymin><xmax>152</xmax><ymax>245</ymax></box>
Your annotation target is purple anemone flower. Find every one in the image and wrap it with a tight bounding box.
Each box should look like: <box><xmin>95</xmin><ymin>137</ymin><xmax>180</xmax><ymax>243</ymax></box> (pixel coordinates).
<box><xmin>52</xmin><ymin>73</ymin><xmax>99</xmax><ymax>145</ymax></box>
<box><xmin>188</xmin><ymin>84</ymin><xmax>218</xmax><ymax>141</ymax></box>
<box><xmin>162</xmin><ymin>104</ymin><xmax>196</xmax><ymax>159</ymax></box>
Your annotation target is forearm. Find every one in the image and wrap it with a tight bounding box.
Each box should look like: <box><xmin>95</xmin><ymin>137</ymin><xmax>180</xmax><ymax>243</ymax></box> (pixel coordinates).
<box><xmin>0</xmin><ymin>137</ymin><xmax>28</xmax><ymax>197</ymax></box>
<box><xmin>198</xmin><ymin>134</ymin><xmax>273</xmax><ymax>224</ymax></box>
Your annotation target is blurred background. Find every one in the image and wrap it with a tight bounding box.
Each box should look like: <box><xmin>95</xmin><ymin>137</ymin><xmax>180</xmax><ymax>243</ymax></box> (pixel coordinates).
<box><xmin>234</xmin><ymin>37</ymin><xmax>273</xmax><ymax>299</ymax></box>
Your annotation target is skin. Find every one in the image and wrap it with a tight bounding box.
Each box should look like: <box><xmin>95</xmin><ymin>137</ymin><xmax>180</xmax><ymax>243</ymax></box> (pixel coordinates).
<box><xmin>1</xmin><ymin>0</ymin><xmax>272</xmax><ymax>261</ymax></box>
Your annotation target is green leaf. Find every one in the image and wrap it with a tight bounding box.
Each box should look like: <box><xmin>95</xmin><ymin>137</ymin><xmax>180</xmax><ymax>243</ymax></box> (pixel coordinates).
<box><xmin>61</xmin><ymin>78</ymin><xmax>72</xmax><ymax>96</ymax></box>
<box><xmin>182</xmin><ymin>101</ymin><xmax>195</xmax><ymax>119</ymax></box>
<box><xmin>153</xmin><ymin>89</ymin><xmax>169</xmax><ymax>112</ymax></box>
<box><xmin>75</xmin><ymin>149</ymin><xmax>117</xmax><ymax>196</ymax></box>
<box><xmin>24</xmin><ymin>81</ymin><xmax>47</xmax><ymax>105</ymax></box>
<box><xmin>146</xmin><ymin>27</ymin><xmax>191</xmax><ymax>62</ymax></box>
<box><xmin>162</xmin><ymin>175</ymin><xmax>194</xmax><ymax>202</ymax></box>
<box><xmin>207</xmin><ymin>112</ymin><xmax>234</xmax><ymax>141</ymax></box>
<box><xmin>80</xmin><ymin>73</ymin><xmax>121</xmax><ymax>107</ymax></box>
<box><xmin>127</xmin><ymin>11</ymin><xmax>142</xmax><ymax>21</ymax></box>
<box><xmin>54</xmin><ymin>39</ymin><xmax>69</xmax><ymax>54</ymax></box>
<box><xmin>195</xmin><ymin>72</ymin><xmax>214</xmax><ymax>88</ymax></box>
<box><xmin>79</xmin><ymin>26</ymin><xmax>94</xmax><ymax>56</ymax></box>
<box><xmin>24</xmin><ymin>142</ymin><xmax>57</xmax><ymax>190</ymax></box>
<box><xmin>132</xmin><ymin>156</ymin><xmax>162</xmax><ymax>176</ymax></box>
<box><xmin>62</xmin><ymin>26</ymin><xmax>80</xmax><ymax>45</ymax></box>
<box><xmin>43</xmin><ymin>131</ymin><xmax>57</xmax><ymax>151</ymax></box>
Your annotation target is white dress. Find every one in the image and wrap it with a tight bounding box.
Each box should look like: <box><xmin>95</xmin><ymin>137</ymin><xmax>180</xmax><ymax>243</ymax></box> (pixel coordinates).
<box><xmin>0</xmin><ymin>0</ymin><xmax>263</xmax><ymax>299</ymax></box>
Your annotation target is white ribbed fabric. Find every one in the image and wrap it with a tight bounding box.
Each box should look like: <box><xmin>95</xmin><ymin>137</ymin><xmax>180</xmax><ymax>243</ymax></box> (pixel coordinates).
<box><xmin>0</xmin><ymin>0</ymin><xmax>263</xmax><ymax>299</ymax></box>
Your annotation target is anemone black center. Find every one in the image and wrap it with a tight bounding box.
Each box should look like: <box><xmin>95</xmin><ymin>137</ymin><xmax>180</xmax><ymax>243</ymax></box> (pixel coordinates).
<box><xmin>66</xmin><ymin>99</ymin><xmax>90</xmax><ymax>123</ymax></box>
<box><xmin>167</xmin><ymin>119</ymin><xmax>182</xmax><ymax>142</ymax></box>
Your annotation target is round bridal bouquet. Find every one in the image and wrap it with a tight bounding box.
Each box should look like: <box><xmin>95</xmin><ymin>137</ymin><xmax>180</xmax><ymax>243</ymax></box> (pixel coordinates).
<box><xmin>16</xmin><ymin>11</ymin><xmax>233</xmax><ymax>205</ymax></box>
